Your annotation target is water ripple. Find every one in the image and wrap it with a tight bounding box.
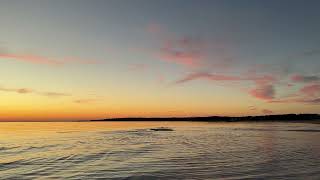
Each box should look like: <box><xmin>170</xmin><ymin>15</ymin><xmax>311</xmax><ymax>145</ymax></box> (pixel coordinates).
<box><xmin>0</xmin><ymin>122</ymin><xmax>319</xmax><ymax>179</ymax></box>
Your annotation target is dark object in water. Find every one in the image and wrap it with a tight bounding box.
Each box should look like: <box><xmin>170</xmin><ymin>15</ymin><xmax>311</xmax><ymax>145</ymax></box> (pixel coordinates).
<box><xmin>150</xmin><ymin>127</ymin><xmax>173</xmax><ymax>131</ymax></box>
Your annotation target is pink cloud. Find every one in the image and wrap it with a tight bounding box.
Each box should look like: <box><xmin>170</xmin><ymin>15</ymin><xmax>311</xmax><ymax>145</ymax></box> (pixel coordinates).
<box><xmin>146</xmin><ymin>23</ymin><xmax>164</xmax><ymax>34</ymax></box>
<box><xmin>175</xmin><ymin>72</ymin><xmax>244</xmax><ymax>84</ymax></box>
<box><xmin>146</xmin><ymin>23</ymin><xmax>235</xmax><ymax>70</ymax></box>
<box><xmin>175</xmin><ymin>72</ymin><xmax>277</xmax><ymax>85</ymax></box>
<box><xmin>246</xmin><ymin>73</ymin><xmax>277</xmax><ymax>101</ymax></box>
<box><xmin>0</xmin><ymin>52</ymin><xmax>99</xmax><ymax>66</ymax></box>
<box><xmin>40</xmin><ymin>92</ymin><xmax>71</xmax><ymax>98</ymax></box>
<box><xmin>159</xmin><ymin>37</ymin><xmax>205</xmax><ymax>67</ymax></box>
<box><xmin>268</xmin><ymin>84</ymin><xmax>320</xmax><ymax>105</ymax></box>
<box><xmin>249</xmin><ymin>85</ymin><xmax>275</xmax><ymax>100</ymax></box>
<box><xmin>252</xmin><ymin>75</ymin><xmax>277</xmax><ymax>86</ymax></box>
<box><xmin>300</xmin><ymin>84</ymin><xmax>320</xmax><ymax>97</ymax></box>
<box><xmin>157</xmin><ymin>74</ymin><xmax>165</xmax><ymax>84</ymax></box>
<box><xmin>0</xmin><ymin>54</ymin><xmax>63</xmax><ymax>66</ymax></box>
<box><xmin>262</xmin><ymin>109</ymin><xmax>273</xmax><ymax>114</ymax></box>
<box><xmin>291</xmin><ymin>74</ymin><xmax>320</xmax><ymax>83</ymax></box>
<box><xmin>304</xmin><ymin>98</ymin><xmax>320</xmax><ymax>104</ymax></box>
<box><xmin>174</xmin><ymin>71</ymin><xmax>278</xmax><ymax>101</ymax></box>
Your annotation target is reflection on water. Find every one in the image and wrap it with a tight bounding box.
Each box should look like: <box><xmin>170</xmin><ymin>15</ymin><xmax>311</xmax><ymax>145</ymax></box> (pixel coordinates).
<box><xmin>0</xmin><ymin>122</ymin><xmax>320</xmax><ymax>179</ymax></box>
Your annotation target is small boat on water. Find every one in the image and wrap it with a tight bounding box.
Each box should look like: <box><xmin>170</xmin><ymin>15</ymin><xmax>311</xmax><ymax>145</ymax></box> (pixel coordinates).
<box><xmin>150</xmin><ymin>127</ymin><xmax>174</xmax><ymax>131</ymax></box>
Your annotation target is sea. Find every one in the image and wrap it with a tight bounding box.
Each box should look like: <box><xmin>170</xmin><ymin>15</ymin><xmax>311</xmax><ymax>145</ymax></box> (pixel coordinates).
<box><xmin>0</xmin><ymin>121</ymin><xmax>319</xmax><ymax>179</ymax></box>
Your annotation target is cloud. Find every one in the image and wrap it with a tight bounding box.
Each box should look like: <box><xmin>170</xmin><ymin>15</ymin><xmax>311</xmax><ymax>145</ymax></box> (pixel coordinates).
<box><xmin>39</xmin><ymin>92</ymin><xmax>71</xmax><ymax>98</ymax></box>
<box><xmin>262</xmin><ymin>109</ymin><xmax>273</xmax><ymax>114</ymax></box>
<box><xmin>128</xmin><ymin>64</ymin><xmax>148</xmax><ymax>72</ymax></box>
<box><xmin>175</xmin><ymin>72</ymin><xmax>244</xmax><ymax>84</ymax></box>
<box><xmin>252</xmin><ymin>75</ymin><xmax>277</xmax><ymax>86</ymax></box>
<box><xmin>270</xmin><ymin>97</ymin><xmax>320</xmax><ymax>105</ymax></box>
<box><xmin>0</xmin><ymin>87</ymin><xmax>34</xmax><ymax>94</ymax></box>
<box><xmin>300</xmin><ymin>84</ymin><xmax>320</xmax><ymax>97</ymax></box>
<box><xmin>147</xmin><ymin>23</ymin><xmax>237</xmax><ymax>74</ymax></box>
<box><xmin>159</xmin><ymin>37</ymin><xmax>205</xmax><ymax>67</ymax></box>
<box><xmin>157</xmin><ymin>74</ymin><xmax>165</xmax><ymax>84</ymax></box>
<box><xmin>301</xmin><ymin>49</ymin><xmax>320</xmax><ymax>57</ymax></box>
<box><xmin>146</xmin><ymin>23</ymin><xmax>319</xmax><ymax>105</ymax></box>
<box><xmin>0</xmin><ymin>53</ymin><xmax>63</xmax><ymax>66</ymax></box>
<box><xmin>0</xmin><ymin>51</ymin><xmax>99</xmax><ymax>66</ymax></box>
<box><xmin>269</xmin><ymin>84</ymin><xmax>320</xmax><ymax>105</ymax></box>
<box><xmin>247</xmin><ymin>74</ymin><xmax>277</xmax><ymax>101</ymax></box>
<box><xmin>249</xmin><ymin>106</ymin><xmax>257</xmax><ymax>111</ymax></box>
<box><xmin>291</xmin><ymin>74</ymin><xmax>320</xmax><ymax>83</ymax></box>
<box><xmin>249</xmin><ymin>85</ymin><xmax>275</xmax><ymax>100</ymax></box>
<box><xmin>174</xmin><ymin>72</ymin><xmax>277</xmax><ymax>101</ymax></box>
<box><xmin>0</xmin><ymin>85</ymin><xmax>70</xmax><ymax>98</ymax></box>
<box><xmin>303</xmin><ymin>98</ymin><xmax>320</xmax><ymax>104</ymax></box>
<box><xmin>146</xmin><ymin>23</ymin><xmax>164</xmax><ymax>34</ymax></box>
<box><xmin>61</xmin><ymin>57</ymin><xmax>100</xmax><ymax>65</ymax></box>
<box><xmin>287</xmin><ymin>49</ymin><xmax>320</xmax><ymax>61</ymax></box>
<box><xmin>74</xmin><ymin>99</ymin><xmax>98</xmax><ymax>104</ymax></box>
<box><xmin>282</xmin><ymin>48</ymin><xmax>320</xmax><ymax>75</ymax></box>
<box><xmin>175</xmin><ymin>71</ymin><xmax>277</xmax><ymax>85</ymax></box>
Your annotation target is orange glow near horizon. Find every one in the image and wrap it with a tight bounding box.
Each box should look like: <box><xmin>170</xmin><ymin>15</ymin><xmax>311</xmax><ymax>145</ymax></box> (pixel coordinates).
<box><xmin>1</xmin><ymin>0</ymin><xmax>319</xmax><ymax>121</ymax></box>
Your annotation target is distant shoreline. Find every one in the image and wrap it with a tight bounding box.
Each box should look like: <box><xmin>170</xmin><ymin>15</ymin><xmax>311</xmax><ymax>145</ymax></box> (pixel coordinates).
<box><xmin>91</xmin><ymin>114</ymin><xmax>320</xmax><ymax>123</ymax></box>
<box><xmin>1</xmin><ymin>114</ymin><xmax>319</xmax><ymax>122</ymax></box>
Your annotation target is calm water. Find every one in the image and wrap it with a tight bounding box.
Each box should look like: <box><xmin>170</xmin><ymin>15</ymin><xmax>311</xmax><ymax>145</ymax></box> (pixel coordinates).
<box><xmin>0</xmin><ymin>121</ymin><xmax>319</xmax><ymax>179</ymax></box>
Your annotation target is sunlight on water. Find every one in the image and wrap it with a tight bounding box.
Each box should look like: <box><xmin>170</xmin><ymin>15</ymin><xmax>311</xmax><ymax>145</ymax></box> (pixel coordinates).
<box><xmin>0</xmin><ymin>122</ymin><xmax>320</xmax><ymax>179</ymax></box>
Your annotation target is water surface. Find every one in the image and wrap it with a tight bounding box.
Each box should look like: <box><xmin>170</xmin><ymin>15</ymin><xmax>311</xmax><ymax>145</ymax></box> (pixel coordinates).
<box><xmin>0</xmin><ymin>121</ymin><xmax>319</xmax><ymax>179</ymax></box>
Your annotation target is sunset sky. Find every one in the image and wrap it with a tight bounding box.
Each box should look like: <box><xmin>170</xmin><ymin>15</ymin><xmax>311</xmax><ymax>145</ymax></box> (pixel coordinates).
<box><xmin>0</xmin><ymin>0</ymin><xmax>319</xmax><ymax>121</ymax></box>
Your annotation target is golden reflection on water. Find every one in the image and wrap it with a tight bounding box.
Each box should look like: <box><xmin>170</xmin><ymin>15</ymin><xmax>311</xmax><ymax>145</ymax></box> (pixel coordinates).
<box><xmin>0</xmin><ymin>121</ymin><xmax>212</xmax><ymax>139</ymax></box>
<box><xmin>1</xmin><ymin>121</ymin><xmax>320</xmax><ymax>179</ymax></box>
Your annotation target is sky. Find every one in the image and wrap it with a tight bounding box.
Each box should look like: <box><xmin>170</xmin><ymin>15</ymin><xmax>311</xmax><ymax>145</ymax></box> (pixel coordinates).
<box><xmin>0</xmin><ymin>0</ymin><xmax>320</xmax><ymax>121</ymax></box>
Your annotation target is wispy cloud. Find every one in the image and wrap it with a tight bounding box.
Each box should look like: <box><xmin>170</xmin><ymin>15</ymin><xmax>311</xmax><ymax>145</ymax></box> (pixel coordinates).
<box><xmin>40</xmin><ymin>92</ymin><xmax>71</xmax><ymax>97</ymax></box>
<box><xmin>248</xmin><ymin>105</ymin><xmax>257</xmax><ymax>111</ymax></box>
<box><xmin>269</xmin><ymin>83</ymin><xmax>320</xmax><ymax>105</ymax></box>
<box><xmin>249</xmin><ymin>85</ymin><xmax>275</xmax><ymax>100</ymax></box>
<box><xmin>157</xmin><ymin>74</ymin><xmax>165</xmax><ymax>84</ymax></box>
<box><xmin>303</xmin><ymin>98</ymin><xmax>320</xmax><ymax>104</ymax></box>
<box><xmin>0</xmin><ymin>85</ymin><xmax>70</xmax><ymax>98</ymax></box>
<box><xmin>291</xmin><ymin>74</ymin><xmax>320</xmax><ymax>83</ymax></box>
<box><xmin>175</xmin><ymin>72</ymin><xmax>243</xmax><ymax>84</ymax></box>
<box><xmin>0</xmin><ymin>87</ymin><xmax>34</xmax><ymax>94</ymax></box>
<box><xmin>0</xmin><ymin>50</ymin><xmax>100</xmax><ymax>66</ymax></box>
<box><xmin>270</xmin><ymin>97</ymin><xmax>320</xmax><ymax>105</ymax></box>
<box><xmin>159</xmin><ymin>37</ymin><xmax>205</xmax><ymax>67</ymax></box>
<box><xmin>300</xmin><ymin>49</ymin><xmax>320</xmax><ymax>57</ymax></box>
<box><xmin>146</xmin><ymin>23</ymin><xmax>164</xmax><ymax>34</ymax></box>
<box><xmin>300</xmin><ymin>84</ymin><xmax>320</xmax><ymax>98</ymax></box>
<box><xmin>287</xmin><ymin>49</ymin><xmax>320</xmax><ymax>61</ymax></box>
<box><xmin>73</xmin><ymin>99</ymin><xmax>98</xmax><ymax>104</ymax></box>
<box><xmin>248</xmin><ymin>74</ymin><xmax>277</xmax><ymax>100</ymax></box>
<box><xmin>146</xmin><ymin>23</ymin><xmax>319</xmax><ymax>106</ymax></box>
<box><xmin>128</xmin><ymin>63</ymin><xmax>148</xmax><ymax>72</ymax></box>
<box><xmin>0</xmin><ymin>53</ymin><xmax>63</xmax><ymax>66</ymax></box>
<box><xmin>282</xmin><ymin>48</ymin><xmax>320</xmax><ymax>75</ymax></box>
<box><xmin>262</xmin><ymin>109</ymin><xmax>273</xmax><ymax>114</ymax></box>
<box><xmin>174</xmin><ymin>72</ymin><xmax>277</xmax><ymax>101</ymax></box>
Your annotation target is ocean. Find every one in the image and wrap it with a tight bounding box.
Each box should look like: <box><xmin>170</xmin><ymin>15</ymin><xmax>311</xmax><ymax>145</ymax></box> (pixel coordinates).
<box><xmin>0</xmin><ymin>121</ymin><xmax>319</xmax><ymax>179</ymax></box>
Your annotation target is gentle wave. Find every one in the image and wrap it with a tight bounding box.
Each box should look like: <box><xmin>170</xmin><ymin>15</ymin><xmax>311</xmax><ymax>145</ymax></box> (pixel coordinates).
<box><xmin>0</xmin><ymin>122</ymin><xmax>319</xmax><ymax>179</ymax></box>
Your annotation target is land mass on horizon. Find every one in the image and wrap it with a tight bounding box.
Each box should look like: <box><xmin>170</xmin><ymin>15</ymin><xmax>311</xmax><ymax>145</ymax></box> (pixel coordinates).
<box><xmin>91</xmin><ymin>114</ymin><xmax>320</xmax><ymax>122</ymax></box>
